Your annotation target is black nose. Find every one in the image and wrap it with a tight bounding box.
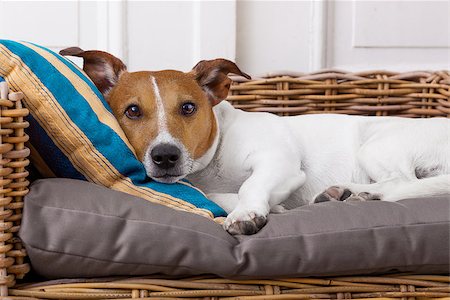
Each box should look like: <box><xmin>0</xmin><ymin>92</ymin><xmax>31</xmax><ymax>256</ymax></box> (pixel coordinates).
<box><xmin>151</xmin><ymin>144</ymin><xmax>181</xmax><ymax>169</ymax></box>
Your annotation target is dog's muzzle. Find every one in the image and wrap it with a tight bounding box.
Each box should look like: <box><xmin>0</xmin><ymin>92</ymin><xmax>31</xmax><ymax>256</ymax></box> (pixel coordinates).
<box><xmin>145</xmin><ymin>143</ymin><xmax>187</xmax><ymax>184</ymax></box>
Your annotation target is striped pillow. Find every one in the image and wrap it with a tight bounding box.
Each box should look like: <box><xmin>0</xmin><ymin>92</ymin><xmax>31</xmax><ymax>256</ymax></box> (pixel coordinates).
<box><xmin>0</xmin><ymin>40</ymin><xmax>226</xmax><ymax>218</ymax></box>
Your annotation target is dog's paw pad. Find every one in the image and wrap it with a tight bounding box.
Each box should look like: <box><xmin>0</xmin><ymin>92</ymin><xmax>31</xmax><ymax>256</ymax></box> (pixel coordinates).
<box><xmin>224</xmin><ymin>212</ymin><xmax>267</xmax><ymax>235</ymax></box>
<box><xmin>314</xmin><ymin>186</ymin><xmax>352</xmax><ymax>203</ymax></box>
<box><xmin>345</xmin><ymin>192</ymin><xmax>382</xmax><ymax>202</ymax></box>
<box><xmin>253</xmin><ymin>215</ymin><xmax>267</xmax><ymax>228</ymax></box>
<box><xmin>226</xmin><ymin>220</ymin><xmax>258</xmax><ymax>235</ymax></box>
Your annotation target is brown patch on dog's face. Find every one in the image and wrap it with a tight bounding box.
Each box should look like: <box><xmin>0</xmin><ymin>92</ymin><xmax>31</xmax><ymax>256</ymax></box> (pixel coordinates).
<box><xmin>106</xmin><ymin>72</ymin><xmax>158</xmax><ymax>161</ymax></box>
<box><xmin>106</xmin><ymin>70</ymin><xmax>217</xmax><ymax>162</ymax></box>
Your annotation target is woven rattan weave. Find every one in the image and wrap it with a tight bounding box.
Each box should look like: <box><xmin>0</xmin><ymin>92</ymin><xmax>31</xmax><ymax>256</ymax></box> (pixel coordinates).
<box><xmin>227</xmin><ymin>70</ymin><xmax>450</xmax><ymax>117</ymax></box>
<box><xmin>2</xmin><ymin>70</ymin><xmax>449</xmax><ymax>299</ymax></box>
<box><xmin>0</xmin><ymin>88</ymin><xmax>30</xmax><ymax>297</ymax></box>
<box><xmin>9</xmin><ymin>275</ymin><xmax>450</xmax><ymax>300</ymax></box>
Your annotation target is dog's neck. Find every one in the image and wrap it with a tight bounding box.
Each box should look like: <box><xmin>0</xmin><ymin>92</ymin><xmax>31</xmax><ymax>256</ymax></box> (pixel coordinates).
<box><xmin>189</xmin><ymin>101</ymin><xmax>236</xmax><ymax>175</ymax></box>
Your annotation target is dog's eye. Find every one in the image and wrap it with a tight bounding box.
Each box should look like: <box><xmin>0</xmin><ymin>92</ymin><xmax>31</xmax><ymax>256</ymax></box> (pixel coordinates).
<box><xmin>125</xmin><ymin>105</ymin><xmax>142</xmax><ymax>119</ymax></box>
<box><xmin>181</xmin><ymin>102</ymin><xmax>196</xmax><ymax>116</ymax></box>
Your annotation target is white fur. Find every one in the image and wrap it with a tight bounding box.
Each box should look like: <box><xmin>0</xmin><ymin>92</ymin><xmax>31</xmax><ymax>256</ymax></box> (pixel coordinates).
<box><xmin>150</xmin><ymin>76</ymin><xmax>167</xmax><ymax>133</ymax></box>
<box><xmin>187</xmin><ymin>101</ymin><xmax>450</xmax><ymax>233</ymax></box>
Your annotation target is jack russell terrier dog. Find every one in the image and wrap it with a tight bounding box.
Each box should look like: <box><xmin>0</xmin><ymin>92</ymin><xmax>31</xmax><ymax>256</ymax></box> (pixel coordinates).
<box><xmin>61</xmin><ymin>48</ymin><xmax>450</xmax><ymax>235</ymax></box>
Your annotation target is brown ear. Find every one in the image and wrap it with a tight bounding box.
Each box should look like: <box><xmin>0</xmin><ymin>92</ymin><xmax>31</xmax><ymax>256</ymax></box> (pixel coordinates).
<box><xmin>60</xmin><ymin>47</ymin><xmax>127</xmax><ymax>96</ymax></box>
<box><xmin>191</xmin><ymin>59</ymin><xmax>251</xmax><ymax>106</ymax></box>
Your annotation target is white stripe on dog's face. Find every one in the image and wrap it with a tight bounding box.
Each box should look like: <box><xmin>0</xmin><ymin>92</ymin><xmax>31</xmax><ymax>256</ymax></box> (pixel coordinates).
<box><xmin>150</xmin><ymin>76</ymin><xmax>168</xmax><ymax>134</ymax></box>
<box><xmin>150</xmin><ymin>76</ymin><xmax>179</xmax><ymax>146</ymax></box>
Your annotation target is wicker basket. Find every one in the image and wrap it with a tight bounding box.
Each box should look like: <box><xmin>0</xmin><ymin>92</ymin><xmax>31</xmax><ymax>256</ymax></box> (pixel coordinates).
<box><xmin>8</xmin><ymin>275</ymin><xmax>450</xmax><ymax>299</ymax></box>
<box><xmin>228</xmin><ymin>70</ymin><xmax>450</xmax><ymax>117</ymax></box>
<box><xmin>2</xmin><ymin>70</ymin><xmax>450</xmax><ymax>299</ymax></box>
<box><xmin>0</xmin><ymin>86</ymin><xmax>31</xmax><ymax>297</ymax></box>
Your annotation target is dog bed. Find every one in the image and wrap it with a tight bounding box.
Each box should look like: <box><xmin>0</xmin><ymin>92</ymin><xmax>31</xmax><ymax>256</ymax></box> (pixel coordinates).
<box><xmin>0</xmin><ymin>67</ymin><xmax>449</xmax><ymax>299</ymax></box>
<box><xmin>20</xmin><ymin>178</ymin><xmax>450</xmax><ymax>279</ymax></box>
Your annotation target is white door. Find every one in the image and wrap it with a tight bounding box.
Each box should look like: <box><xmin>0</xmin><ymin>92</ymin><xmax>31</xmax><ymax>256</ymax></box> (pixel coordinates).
<box><xmin>1</xmin><ymin>0</ymin><xmax>448</xmax><ymax>74</ymax></box>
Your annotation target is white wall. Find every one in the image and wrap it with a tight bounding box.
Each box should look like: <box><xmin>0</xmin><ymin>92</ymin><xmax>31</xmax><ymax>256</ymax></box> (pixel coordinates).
<box><xmin>1</xmin><ymin>0</ymin><xmax>448</xmax><ymax>76</ymax></box>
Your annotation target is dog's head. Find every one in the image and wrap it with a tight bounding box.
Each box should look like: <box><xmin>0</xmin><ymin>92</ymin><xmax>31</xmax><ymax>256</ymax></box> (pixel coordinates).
<box><xmin>60</xmin><ymin>47</ymin><xmax>250</xmax><ymax>183</ymax></box>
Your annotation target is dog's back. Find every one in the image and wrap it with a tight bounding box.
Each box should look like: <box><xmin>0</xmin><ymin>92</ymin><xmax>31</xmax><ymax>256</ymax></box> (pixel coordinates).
<box><xmin>283</xmin><ymin>115</ymin><xmax>449</xmax><ymax>205</ymax></box>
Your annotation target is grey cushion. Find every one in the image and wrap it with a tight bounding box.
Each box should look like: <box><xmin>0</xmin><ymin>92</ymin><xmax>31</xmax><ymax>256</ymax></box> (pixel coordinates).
<box><xmin>20</xmin><ymin>178</ymin><xmax>450</xmax><ymax>279</ymax></box>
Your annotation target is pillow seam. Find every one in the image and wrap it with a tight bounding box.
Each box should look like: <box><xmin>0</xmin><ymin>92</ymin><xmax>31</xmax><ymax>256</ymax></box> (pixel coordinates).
<box><xmin>23</xmin><ymin>242</ymin><xmax>209</xmax><ymax>273</ymax></box>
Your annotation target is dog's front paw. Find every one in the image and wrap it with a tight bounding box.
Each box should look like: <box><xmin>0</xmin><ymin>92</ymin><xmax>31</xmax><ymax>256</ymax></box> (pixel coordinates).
<box><xmin>314</xmin><ymin>186</ymin><xmax>381</xmax><ymax>203</ymax></box>
<box><xmin>224</xmin><ymin>210</ymin><xmax>267</xmax><ymax>235</ymax></box>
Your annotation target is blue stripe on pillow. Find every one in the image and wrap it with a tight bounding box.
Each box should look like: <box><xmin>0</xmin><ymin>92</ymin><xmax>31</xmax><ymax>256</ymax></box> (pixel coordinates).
<box><xmin>26</xmin><ymin>114</ymin><xmax>86</xmax><ymax>181</ymax></box>
<box><xmin>1</xmin><ymin>40</ymin><xmax>226</xmax><ymax>217</ymax></box>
